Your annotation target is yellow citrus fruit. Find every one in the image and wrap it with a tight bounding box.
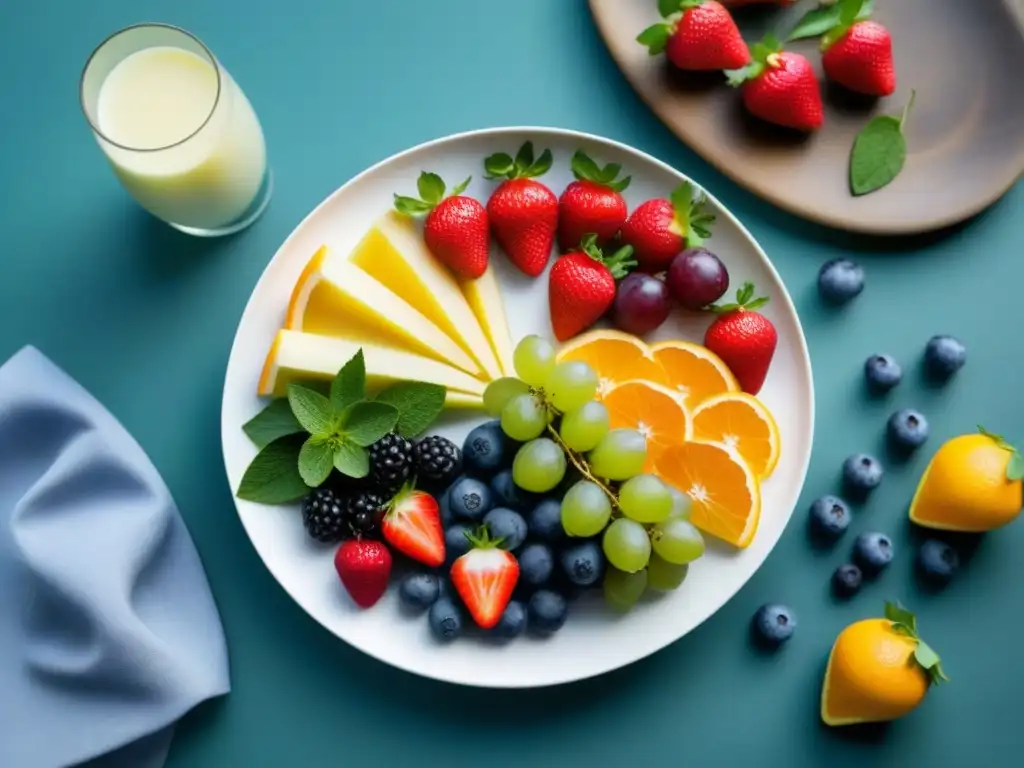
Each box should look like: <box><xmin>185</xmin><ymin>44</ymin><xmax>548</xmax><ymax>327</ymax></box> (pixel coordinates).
<box><xmin>556</xmin><ymin>330</ymin><xmax>667</xmax><ymax>399</ymax></box>
<box><xmin>650</xmin><ymin>340</ymin><xmax>739</xmax><ymax>410</ymax></box>
<box><xmin>909</xmin><ymin>428</ymin><xmax>1024</xmax><ymax>532</ymax></box>
<box><xmin>655</xmin><ymin>441</ymin><xmax>760</xmax><ymax>548</ymax></box>
<box><xmin>602</xmin><ymin>380</ymin><xmax>692</xmax><ymax>473</ymax></box>
<box><xmin>691</xmin><ymin>392</ymin><xmax>780</xmax><ymax>479</ymax></box>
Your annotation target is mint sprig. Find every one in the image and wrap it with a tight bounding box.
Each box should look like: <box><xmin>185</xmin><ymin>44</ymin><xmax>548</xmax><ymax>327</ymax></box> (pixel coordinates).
<box><xmin>242</xmin><ymin>398</ymin><xmax>302</xmax><ymax>448</ymax></box>
<box><xmin>849</xmin><ymin>90</ymin><xmax>915</xmax><ymax>197</ymax></box>
<box><xmin>237</xmin><ymin>435</ymin><xmax>309</xmax><ymax>504</ymax></box>
<box><xmin>978</xmin><ymin>425</ymin><xmax>1024</xmax><ymax>481</ymax></box>
<box><xmin>374</xmin><ymin>381</ymin><xmax>447</xmax><ymax>438</ymax></box>
<box><xmin>884</xmin><ymin>600</ymin><xmax>949</xmax><ymax>686</ymax></box>
<box><xmin>787</xmin><ymin>0</ymin><xmax>874</xmax><ymax>43</ymax></box>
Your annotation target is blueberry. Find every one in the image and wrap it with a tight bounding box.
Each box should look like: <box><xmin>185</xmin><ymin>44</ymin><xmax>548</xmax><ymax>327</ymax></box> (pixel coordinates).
<box><xmin>490</xmin><ymin>469</ymin><xmax>533</xmax><ymax>511</ymax></box>
<box><xmin>527</xmin><ymin>590</ymin><xmax>569</xmax><ymax>634</ymax></box>
<box><xmin>444</xmin><ymin>524</ymin><xmax>473</xmax><ymax>567</ymax></box>
<box><xmin>527</xmin><ymin>498</ymin><xmax>565</xmax><ymax>545</ymax></box>
<box><xmin>438</xmin><ymin>489</ymin><xmax>453</xmax><ymax>527</ymax></box>
<box><xmin>560</xmin><ymin>540</ymin><xmax>606</xmax><ymax>587</ymax></box>
<box><xmin>924</xmin><ymin>335</ymin><xmax>966</xmax><ymax>379</ymax></box>
<box><xmin>398</xmin><ymin>573</ymin><xmax>440</xmax><ymax>611</ymax></box>
<box><xmin>887</xmin><ymin>409</ymin><xmax>929</xmax><ymax>453</ymax></box>
<box><xmin>752</xmin><ymin>604</ymin><xmax>797</xmax><ymax>646</ymax></box>
<box><xmin>864</xmin><ymin>354</ymin><xmax>902</xmax><ymax>392</ymax></box>
<box><xmin>817</xmin><ymin>258</ymin><xmax>865</xmax><ymax>304</ymax></box>
<box><xmin>518</xmin><ymin>543</ymin><xmax>554</xmax><ymax>587</ymax></box>
<box><xmin>842</xmin><ymin>453</ymin><xmax>883</xmax><ymax>496</ymax></box>
<box><xmin>447</xmin><ymin>476</ymin><xmax>492</xmax><ymax>522</ymax></box>
<box><xmin>832</xmin><ymin>564</ymin><xmax>863</xmax><ymax>597</ymax></box>
<box><xmin>483</xmin><ymin>507</ymin><xmax>528</xmax><ymax>552</ymax></box>
<box><xmin>462</xmin><ymin>422</ymin><xmax>509</xmax><ymax>477</ymax></box>
<box><xmin>918</xmin><ymin>539</ymin><xmax>960</xmax><ymax>583</ymax></box>
<box><xmin>854</xmin><ymin>532</ymin><xmax>894</xmax><ymax>573</ymax></box>
<box><xmin>809</xmin><ymin>495</ymin><xmax>851</xmax><ymax>539</ymax></box>
<box><xmin>491</xmin><ymin>600</ymin><xmax>527</xmax><ymax>639</ymax></box>
<box><xmin>428</xmin><ymin>598</ymin><xmax>463</xmax><ymax>642</ymax></box>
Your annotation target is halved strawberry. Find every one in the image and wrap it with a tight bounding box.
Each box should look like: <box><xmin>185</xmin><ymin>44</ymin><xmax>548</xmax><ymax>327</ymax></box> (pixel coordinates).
<box><xmin>381</xmin><ymin>484</ymin><xmax>445</xmax><ymax>568</ymax></box>
<box><xmin>450</xmin><ymin>527</ymin><xmax>519</xmax><ymax>629</ymax></box>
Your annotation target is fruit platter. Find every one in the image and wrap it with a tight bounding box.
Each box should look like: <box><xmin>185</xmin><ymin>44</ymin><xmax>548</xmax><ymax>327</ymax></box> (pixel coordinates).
<box><xmin>221</xmin><ymin>127</ymin><xmax>813</xmax><ymax>688</ymax></box>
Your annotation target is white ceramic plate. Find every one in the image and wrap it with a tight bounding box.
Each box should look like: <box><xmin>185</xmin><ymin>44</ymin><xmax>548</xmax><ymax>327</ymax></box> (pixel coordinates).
<box><xmin>221</xmin><ymin>127</ymin><xmax>814</xmax><ymax>689</ymax></box>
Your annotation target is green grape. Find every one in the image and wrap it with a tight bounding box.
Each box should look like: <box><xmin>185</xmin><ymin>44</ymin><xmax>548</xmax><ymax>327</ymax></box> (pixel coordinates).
<box><xmin>513</xmin><ymin>335</ymin><xmax>556</xmax><ymax>388</ymax></box>
<box><xmin>667</xmin><ymin>486</ymin><xmax>692</xmax><ymax>521</ymax></box>
<box><xmin>646</xmin><ymin>554</ymin><xmax>689</xmax><ymax>591</ymax></box>
<box><xmin>545</xmin><ymin>361</ymin><xmax>598</xmax><ymax>413</ymax></box>
<box><xmin>618</xmin><ymin>474</ymin><xmax>672</xmax><ymax>523</ymax></box>
<box><xmin>587</xmin><ymin>428</ymin><xmax>647</xmax><ymax>481</ymax></box>
<box><xmin>559</xmin><ymin>401</ymin><xmax>610</xmax><ymax>452</ymax></box>
<box><xmin>560</xmin><ymin>480</ymin><xmax>612</xmax><ymax>537</ymax></box>
<box><xmin>500</xmin><ymin>393</ymin><xmax>548</xmax><ymax>441</ymax></box>
<box><xmin>511</xmin><ymin>438</ymin><xmax>566</xmax><ymax>493</ymax></box>
<box><xmin>603</xmin><ymin>567</ymin><xmax>648</xmax><ymax>611</ymax></box>
<box><xmin>602</xmin><ymin>518</ymin><xmax>652</xmax><ymax>573</ymax></box>
<box><xmin>651</xmin><ymin>519</ymin><xmax>705</xmax><ymax>565</ymax></box>
<box><xmin>483</xmin><ymin>376</ymin><xmax>530</xmax><ymax>416</ymax></box>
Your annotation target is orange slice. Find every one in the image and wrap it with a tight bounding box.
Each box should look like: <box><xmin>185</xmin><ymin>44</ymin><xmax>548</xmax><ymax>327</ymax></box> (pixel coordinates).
<box><xmin>650</xmin><ymin>340</ymin><xmax>739</xmax><ymax>410</ymax></box>
<box><xmin>602</xmin><ymin>380</ymin><xmax>692</xmax><ymax>473</ymax></box>
<box><xmin>556</xmin><ymin>330</ymin><xmax>667</xmax><ymax>399</ymax></box>
<box><xmin>691</xmin><ymin>392</ymin><xmax>780</xmax><ymax>479</ymax></box>
<box><xmin>655</xmin><ymin>441</ymin><xmax>761</xmax><ymax>548</ymax></box>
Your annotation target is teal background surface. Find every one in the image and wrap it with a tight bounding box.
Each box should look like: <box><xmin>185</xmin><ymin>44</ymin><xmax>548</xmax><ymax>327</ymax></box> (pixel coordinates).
<box><xmin>2</xmin><ymin>1</ymin><xmax>1023</xmax><ymax>765</ymax></box>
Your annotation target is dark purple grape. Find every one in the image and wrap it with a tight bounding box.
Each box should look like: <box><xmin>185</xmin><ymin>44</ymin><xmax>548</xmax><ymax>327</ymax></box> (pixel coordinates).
<box><xmin>666</xmin><ymin>248</ymin><xmax>729</xmax><ymax>310</ymax></box>
<box><xmin>612</xmin><ymin>273</ymin><xmax>671</xmax><ymax>335</ymax></box>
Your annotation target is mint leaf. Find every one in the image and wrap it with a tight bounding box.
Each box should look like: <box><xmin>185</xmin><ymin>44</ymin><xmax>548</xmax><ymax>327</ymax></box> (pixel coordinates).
<box><xmin>288</xmin><ymin>384</ymin><xmax>333</xmax><ymax>435</ymax></box>
<box><xmin>374</xmin><ymin>381</ymin><xmax>447</xmax><ymax>438</ymax></box>
<box><xmin>333</xmin><ymin>440</ymin><xmax>370</xmax><ymax>478</ymax></box>
<box><xmin>636</xmin><ymin>23</ymin><xmax>671</xmax><ymax>55</ymax></box>
<box><xmin>417</xmin><ymin>171</ymin><xmax>446</xmax><ymax>204</ymax></box>
<box><xmin>343</xmin><ymin>401</ymin><xmax>400</xmax><ymax>446</ymax></box>
<box><xmin>884</xmin><ymin>601</ymin><xmax>917</xmax><ymax>634</ymax></box>
<box><xmin>331</xmin><ymin>349</ymin><xmax>366</xmax><ymax>412</ymax></box>
<box><xmin>236</xmin><ymin>435</ymin><xmax>309</xmax><ymax>504</ymax></box>
<box><xmin>298</xmin><ymin>437</ymin><xmax>334</xmax><ymax>487</ymax></box>
<box><xmin>243</xmin><ymin>398</ymin><xmax>302</xmax><ymax>448</ymax></box>
<box><xmin>850</xmin><ymin>113</ymin><xmax>906</xmax><ymax>196</ymax></box>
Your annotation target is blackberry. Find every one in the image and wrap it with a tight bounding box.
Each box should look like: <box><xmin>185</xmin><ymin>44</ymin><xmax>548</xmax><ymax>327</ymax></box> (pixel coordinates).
<box><xmin>413</xmin><ymin>435</ymin><xmax>462</xmax><ymax>486</ymax></box>
<box><xmin>345</xmin><ymin>491</ymin><xmax>387</xmax><ymax>538</ymax></box>
<box><xmin>301</xmin><ymin>487</ymin><xmax>349</xmax><ymax>543</ymax></box>
<box><xmin>368</xmin><ymin>432</ymin><xmax>414</xmax><ymax>495</ymax></box>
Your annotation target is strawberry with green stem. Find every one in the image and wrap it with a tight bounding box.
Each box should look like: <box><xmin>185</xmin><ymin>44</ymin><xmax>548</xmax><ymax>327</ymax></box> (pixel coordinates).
<box><xmin>450</xmin><ymin>526</ymin><xmax>520</xmax><ymax>629</ymax></box>
<box><xmin>558</xmin><ymin>149</ymin><xmax>631</xmax><ymax>252</ymax></box>
<box><xmin>726</xmin><ymin>35</ymin><xmax>824</xmax><ymax>132</ymax></box>
<box><xmin>381</xmin><ymin>483</ymin><xmax>446</xmax><ymax>567</ymax></box>
<box><xmin>704</xmin><ymin>281</ymin><xmax>777</xmax><ymax>395</ymax></box>
<box><xmin>618</xmin><ymin>181</ymin><xmax>715</xmax><ymax>272</ymax></box>
<box><xmin>637</xmin><ymin>0</ymin><xmax>751</xmax><ymax>71</ymax></box>
<box><xmin>549</xmin><ymin>234</ymin><xmax>638</xmax><ymax>341</ymax></box>
<box><xmin>820</xmin><ymin>0</ymin><xmax>896</xmax><ymax>97</ymax></box>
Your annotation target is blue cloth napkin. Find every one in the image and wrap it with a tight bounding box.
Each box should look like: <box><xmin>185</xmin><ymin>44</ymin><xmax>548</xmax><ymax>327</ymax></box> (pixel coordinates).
<box><xmin>0</xmin><ymin>346</ymin><xmax>230</xmax><ymax>768</ymax></box>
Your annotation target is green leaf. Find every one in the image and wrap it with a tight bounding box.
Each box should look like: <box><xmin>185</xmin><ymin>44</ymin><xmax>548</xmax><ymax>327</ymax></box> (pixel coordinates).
<box><xmin>331</xmin><ymin>349</ymin><xmax>366</xmax><ymax>412</ymax></box>
<box><xmin>514</xmin><ymin>141</ymin><xmax>535</xmax><ymax>173</ymax></box>
<box><xmin>570</xmin><ymin>149</ymin><xmax>602</xmax><ymax>182</ymax></box>
<box><xmin>333</xmin><ymin>440</ymin><xmax>370</xmax><ymax>478</ymax></box>
<box><xmin>450</xmin><ymin>176</ymin><xmax>471</xmax><ymax>197</ymax></box>
<box><xmin>657</xmin><ymin>0</ymin><xmax>680</xmax><ymax>17</ymax></box>
<box><xmin>343</xmin><ymin>401</ymin><xmax>400</xmax><ymax>446</ymax></box>
<box><xmin>884</xmin><ymin>600</ymin><xmax>918</xmax><ymax>634</ymax></box>
<box><xmin>236</xmin><ymin>434</ymin><xmax>309</xmax><ymax>504</ymax></box>
<box><xmin>838</xmin><ymin>0</ymin><xmax>865</xmax><ymax>27</ymax></box>
<box><xmin>375</xmin><ymin>381</ymin><xmax>448</xmax><ymax>438</ymax></box>
<box><xmin>298</xmin><ymin>436</ymin><xmax>335</xmax><ymax>487</ymax></box>
<box><xmin>636</xmin><ymin>23</ymin><xmax>671</xmax><ymax>55</ymax></box>
<box><xmin>287</xmin><ymin>384</ymin><xmax>334</xmax><ymax>435</ymax></box>
<box><xmin>483</xmin><ymin>152</ymin><xmax>515</xmax><ymax>179</ymax></box>
<box><xmin>849</xmin><ymin>115</ymin><xmax>906</xmax><ymax>196</ymax></box>
<box><xmin>915</xmin><ymin>640</ymin><xmax>949</xmax><ymax>684</ymax></box>
<box><xmin>1007</xmin><ymin>452</ymin><xmax>1024</xmax><ymax>481</ymax></box>
<box><xmin>242</xmin><ymin>398</ymin><xmax>303</xmax><ymax>448</ymax></box>
<box><xmin>745</xmin><ymin>296</ymin><xmax>769</xmax><ymax>311</ymax></box>
<box><xmin>788</xmin><ymin>0</ymin><xmax>873</xmax><ymax>42</ymax></box>
<box><xmin>393</xmin><ymin>195</ymin><xmax>434</xmax><ymax>216</ymax></box>
<box><xmin>527</xmin><ymin>148</ymin><xmax>553</xmax><ymax>177</ymax></box>
<box><xmin>417</xmin><ymin>171</ymin><xmax>446</xmax><ymax>204</ymax></box>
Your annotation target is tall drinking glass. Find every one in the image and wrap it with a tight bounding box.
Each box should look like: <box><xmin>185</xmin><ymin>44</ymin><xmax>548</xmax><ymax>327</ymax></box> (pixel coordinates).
<box><xmin>80</xmin><ymin>23</ymin><xmax>272</xmax><ymax>237</ymax></box>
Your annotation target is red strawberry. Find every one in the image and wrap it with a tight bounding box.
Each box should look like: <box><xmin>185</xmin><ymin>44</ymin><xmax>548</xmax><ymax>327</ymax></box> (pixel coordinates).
<box><xmin>450</xmin><ymin>527</ymin><xmax>519</xmax><ymax>630</ymax></box>
<box><xmin>637</xmin><ymin>0</ymin><xmax>750</xmax><ymax>71</ymax></box>
<box><xmin>618</xmin><ymin>181</ymin><xmax>715</xmax><ymax>272</ymax></box>
<box><xmin>334</xmin><ymin>539</ymin><xmax>392</xmax><ymax>608</ymax></box>
<box><xmin>394</xmin><ymin>172</ymin><xmax>489</xmax><ymax>279</ymax></box>
<box><xmin>557</xmin><ymin>150</ymin><xmax>631</xmax><ymax>252</ymax></box>
<box><xmin>728</xmin><ymin>44</ymin><xmax>824</xmax><ymax>131</ymax></box>
<box><xmin>703</xmin><ymin>281</ymin><xmax>777</xmax><ymax>395</ymax></box>
<box><xmin>381</xmin><ymin>485</ymin><xmax>445</xmax><ymax>568</ymax></box>
<box><xmin>822</xmin><ymin>19</ymin><xmax>896</xmax><ymax>97</ymax></box>
<box><xmin>549</xmin><ymin>235</ymin><xmax>637</xmax><ymax>341</ymax></box>
<box><xmin>483</xmin><ymin>141</ymin><xmax>559</xmax><ymax>277</ymax></box>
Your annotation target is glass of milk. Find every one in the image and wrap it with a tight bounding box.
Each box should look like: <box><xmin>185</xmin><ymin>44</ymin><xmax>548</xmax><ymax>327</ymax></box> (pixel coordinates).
<box><xmin>80</xmin><ymin>24</ymin><xmax>272</xmax><ymax>237</ymax></box>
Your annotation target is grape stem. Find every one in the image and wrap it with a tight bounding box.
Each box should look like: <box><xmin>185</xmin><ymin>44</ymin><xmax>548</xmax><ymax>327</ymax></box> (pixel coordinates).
<box><xmin>545</xmin><ymin>424</ymin><xmax>620</xmax><ymax>510</ymax></box>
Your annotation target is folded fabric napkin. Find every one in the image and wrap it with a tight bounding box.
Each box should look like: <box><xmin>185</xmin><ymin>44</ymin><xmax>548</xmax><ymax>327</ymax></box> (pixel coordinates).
<box><xmin>0</xmin><ymin>346</ymin><xmax>230</xmax><ymax>768</ymax></box>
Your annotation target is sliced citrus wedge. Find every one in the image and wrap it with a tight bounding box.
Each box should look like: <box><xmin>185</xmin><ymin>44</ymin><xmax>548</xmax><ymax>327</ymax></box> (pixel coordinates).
<box><xmin>556</xmin><ymin>329</ymin><xmax>667</xmax><ymax>399</ymax></box>
<box><xmin>602</xmin><ymin>380</ymin><xmax>691</xmax><ymax>473</ymax></box>
<box><xmin>655</xmin><ymin>441</ymin><xmax>761</xmax><ymax>548</ymax></box>
<box><xmin>691</xmin><ymin>392</ymin><xmax>780</xmax><ymax>479</ymax></box>
<box><xmin>650</xmin><ymin>340</ymin><xmax>739</xmax><ymax>410</ymax></box>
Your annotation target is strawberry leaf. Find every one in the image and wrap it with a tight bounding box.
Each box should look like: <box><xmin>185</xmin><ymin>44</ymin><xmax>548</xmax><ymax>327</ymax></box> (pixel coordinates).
<box><xmin>915</xmin><ymin>640</ymin><xmax>949</xmax><ymax>685</ymax></box>
<box><xmin>884</xmin><ymin>600</ymin><xmax>917</xmax><ymax>634</ymax></box>
<box><xmin>417</xmin><ymin>172</ymin><xmax>446</xmax><ymax>204</ymax></box>
<box><xmin>514</xmin><ymin>141</ymin><xmax>535</xmax><ymax>174</ymax></box>
<box><xmin>657</xmin><ymin>0</ymin><xmax>681</xmax><ymax>17</ymax></box>
<box><xmin>789</xmin><ymin>0</ymin><xmax>873</xmax><ymax>42</ymax></box>
<box><xmin>449</xmin><ymin>176</ymin><xmax>471</xmax><ymax>197</ymax></box>
<box><xmin>393</xmin><ymin>195</ymin><xmax>433</xmax><ymax>216</ymax></box>
<box><xmin>604</xmin><ymin>244</ymin><xmax>637</xmax><ymax>279</ymax></box>
<box><xmin>571</xmin><ymin>149</ymin><xmax>602</xmax><ymax>181</ymax></box>
<box><xmin>637</xmin><ymin>22</ymin><xmax>672</xmax><ymax>55</ymax></box>
<box><xmin>527</xmin><ymin>148</ymin><xmax>553</xmax><ymax>177</ymax></box>
<box><xmin>483</xmin><ymin>152</ymin><xmax>515</xmax><ymax>179</ymax></box>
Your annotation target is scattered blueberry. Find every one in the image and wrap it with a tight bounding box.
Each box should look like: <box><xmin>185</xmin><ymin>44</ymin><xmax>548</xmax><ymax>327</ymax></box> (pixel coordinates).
<box><xmin>483</xmin><ymin>507</ymin><xmax>528</xmax><ymax>552</ymax></box>
<box><xmin>528</xmin><ymin>590</ymin><xmax>569</xmax><ymax>634</ymax></box>
<box><xmin>438</xmin><ymin>489</ymin><xmax>453</xmax><ymax>527</ymax></box>
<box><xmin>842</xmin><ymin>453</ymin><xmax>883</xmax><ymax>497</ymax></box>
<box><xmin>560</xmin><ymin>540</ymin><xmax>606</xmax><ymax>587</ymax></box>
<box><xmin>444</xmin><ymin>524</ymin><xmax>473</xmax><ymax>567</ymax></box>
<box><xmin>428</xmin><ymin>598</ymin><xmax>463</xmax><ymax>642</ymax></box>
<box><xmin>518</xmin><ymin>543</ymin><xmax>554</xmax><ymax>587</ymax></box>
<box><xmin>527</xmin><ymin>498</ymin><xmax>565</xmax><ymax>545</ymax></box>
<box><xmin>491</xmin><ymin>600</ymin><xmax>527</xmax><ymax>639</ymax></box>
<box><xmin>398</xmin><ymin>573</ymin><xmax>440</xmax><ymax>612</ymax></box>
<box><xmin>752</xmin><ymin>604</ymin><xmax>797</xmax><ymax>646</ymax></box>
<box><xmin>864</xmin><ymin>354</ymin><xmax>902</xmax><ymax>393</ymax></box>
<box><xmin>831</xmin><ymin>564</ymin><xmax>863</xmax><ymax>597</ymax></box>
<box><xmin>817</xmin><ymin>258</ymin><xmax>865</xmax><ymax>305</ymax></box>
<box><xmin>924</xmin><ymin>335</ymin><xmax>966</xmax><ymax>380</ymax></box>
<box><xmin>854</xmin><ymin>532</ymin><xmax>894</xmax><ymax>573</ymax></box>
<box><xmin>490</xmin><ymin>469</ymin><xmax>532</xmax><ymax>511</ymax></box>
<box><xmin>462</xmin><ymin>422</ymin><xmax>510</xmax><ymax>477</ymax></box>
<box><xmin>809</xmin><ymin>495</ymin><xmax>851</xmax><ymax>540</ymax></box>
<box><xmin>918</xmin><ymin>539</ymin><xmax>960</xmax><ymax>584</ymax></box>
<box><xmin>447</xmin><ymin>476</ymin><xmax>492</xmax><ymax>522</ymax></box>
<box><xmin>887</xmin><ymin>409</ymin><xmax>930</xmax><ymax>453</ymax></box>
